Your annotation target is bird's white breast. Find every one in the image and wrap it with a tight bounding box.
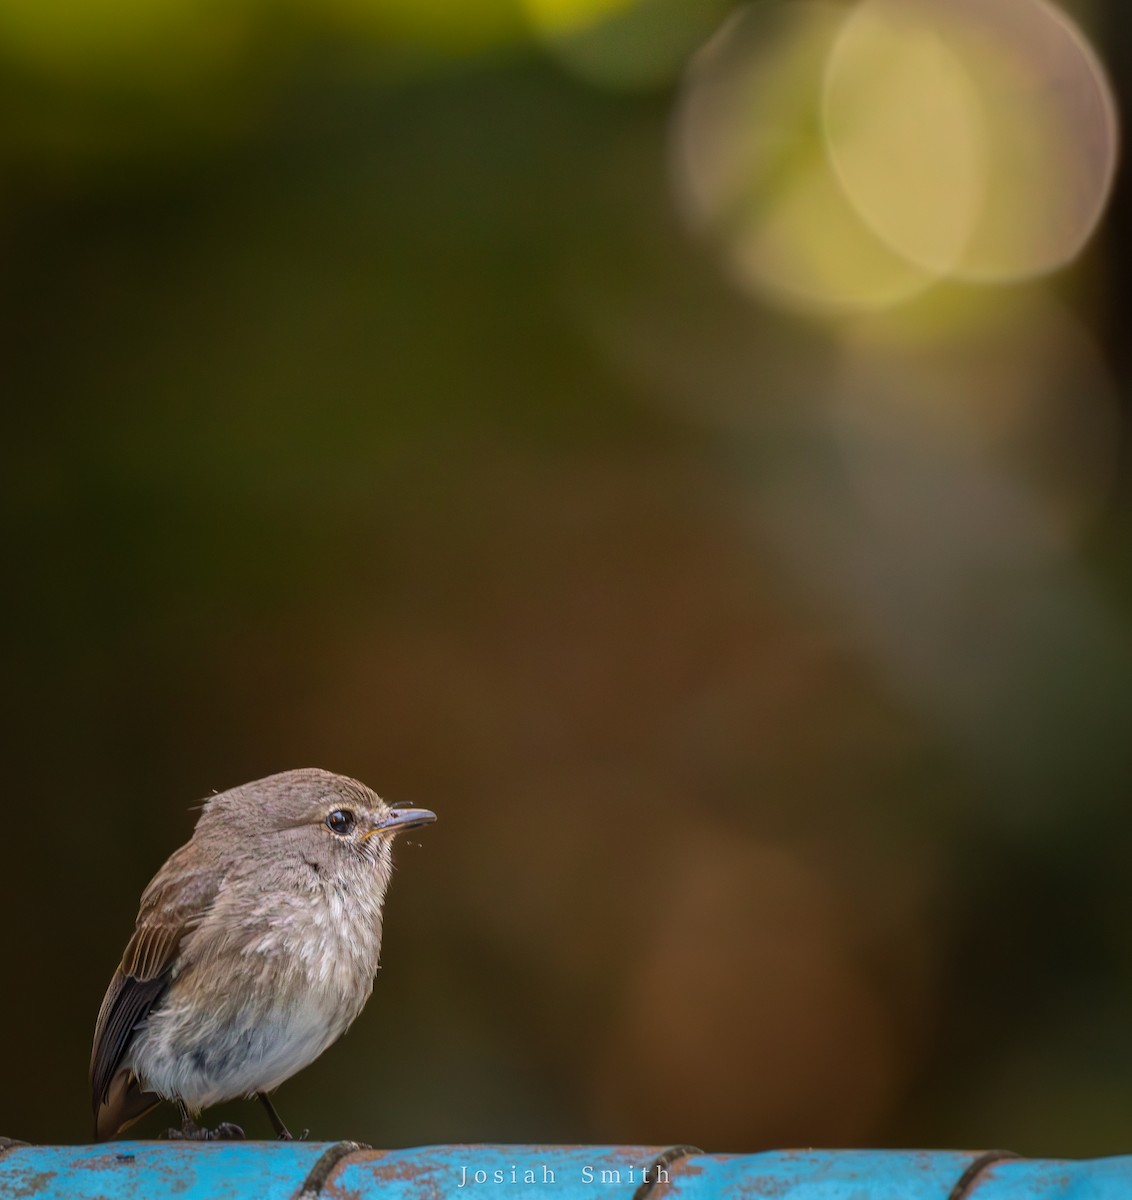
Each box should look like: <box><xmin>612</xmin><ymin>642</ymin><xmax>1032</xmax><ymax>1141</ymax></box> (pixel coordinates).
<box><xmin>128</xmin><ymin>863</ymin><xmax>386</xmax><ymax>1109</ymax></box>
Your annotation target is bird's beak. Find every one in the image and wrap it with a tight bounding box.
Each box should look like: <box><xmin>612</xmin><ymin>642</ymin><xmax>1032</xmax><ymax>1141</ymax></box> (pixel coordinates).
<box><xmin>364</xmin><ymin>807</ymin><xmax>437</xmax><ymax>841</ymax></box>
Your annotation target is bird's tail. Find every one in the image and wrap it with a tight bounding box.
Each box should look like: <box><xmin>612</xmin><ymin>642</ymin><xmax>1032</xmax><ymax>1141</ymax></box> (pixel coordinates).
<box><xmin>94</xmin><ymin>1070</ymin><xmax>161</xmax><ymax>1142</ymax></box>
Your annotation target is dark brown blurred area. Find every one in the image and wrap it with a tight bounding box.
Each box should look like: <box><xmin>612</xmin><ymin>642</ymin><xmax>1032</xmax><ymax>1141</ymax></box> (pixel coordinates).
<box><xmin>2</xmin><ymin>0</ymin><xmax>1132</xmax><ymax>1158</ymax></box>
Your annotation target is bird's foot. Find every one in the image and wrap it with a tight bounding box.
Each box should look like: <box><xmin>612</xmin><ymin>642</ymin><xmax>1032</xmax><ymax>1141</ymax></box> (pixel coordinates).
<box><xmin>163</xmin><ymin>1120</ymin><xmax>245</xmax><ymax>1141</ymax></box>
<box><xmin>163</xmin><ymin>1122</ymin><xmax>206</xmax><ymax>1141</ymax></box>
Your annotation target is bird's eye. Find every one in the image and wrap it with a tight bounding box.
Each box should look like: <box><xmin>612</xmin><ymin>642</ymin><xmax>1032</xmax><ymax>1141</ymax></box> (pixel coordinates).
<box><xmin>326</xmin><ymin>809</ymin><xmax>356</xmax><ymax>835</ymax></box>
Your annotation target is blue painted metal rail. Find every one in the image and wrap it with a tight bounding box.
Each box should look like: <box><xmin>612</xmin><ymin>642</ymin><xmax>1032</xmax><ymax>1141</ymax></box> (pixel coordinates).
<box><xmin>2</xmin><ymin>1140</ymin><xmax>1132</xmax><ymax>1199</ymax></box>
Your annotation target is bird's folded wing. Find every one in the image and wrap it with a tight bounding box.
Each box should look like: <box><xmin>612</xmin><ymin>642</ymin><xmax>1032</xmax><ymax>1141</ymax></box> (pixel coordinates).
<box><xmin>90</xmin><ymin>850</ymin><xmax>223</xmax><ymax>1129</ymax></box>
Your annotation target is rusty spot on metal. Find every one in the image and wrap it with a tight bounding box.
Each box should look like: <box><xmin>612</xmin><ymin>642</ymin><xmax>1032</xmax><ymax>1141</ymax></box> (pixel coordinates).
<box><xmin>0</xmin><ymin>1169</ymin><xmax>58</xmax><ymax>1198</ymax></box>
<box><xmin>336</xmin><ymin>1149</ymin><xmax>445</xmax><ymax>1200</ymax></box>
<box><xmin>73</xmin><ymin>1152</ymin><xmax>143</xmax><ymax>1173</ymax></box>
<box><xmin>730</xmin><ymin>1167</ymin><xmax>789</xmax><ymax>1199</ymax></box>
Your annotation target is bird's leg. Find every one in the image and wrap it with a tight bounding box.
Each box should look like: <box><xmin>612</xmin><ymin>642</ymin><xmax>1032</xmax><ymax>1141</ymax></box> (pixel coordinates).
<box><xmin>257</xmin><ymin>1092</ymin><xmax>304</xmax><ymax>1141</ymax></box>
<box><xmin>164</xmin><ymin>1102</ymin><xmax>208</xmax><ymax>1141</ymax></box>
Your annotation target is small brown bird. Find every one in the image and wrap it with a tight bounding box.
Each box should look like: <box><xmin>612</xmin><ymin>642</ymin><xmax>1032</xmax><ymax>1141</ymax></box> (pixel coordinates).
<box><xmin>89</xmin><ymin>768</ymin><xmax>435</xmax><ymax>1141</ymax></box>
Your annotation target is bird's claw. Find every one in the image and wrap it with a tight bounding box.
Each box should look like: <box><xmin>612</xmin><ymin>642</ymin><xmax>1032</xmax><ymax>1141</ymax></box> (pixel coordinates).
<box><xmin>163</xmin><ymin>1121</ymin><xmax>245</xmax><ymax>1141</ymax></box>
<box><xmin>163</xmin><ymin>1125</ymin><xmax>204</xmax><ymax>1141</ymax></box>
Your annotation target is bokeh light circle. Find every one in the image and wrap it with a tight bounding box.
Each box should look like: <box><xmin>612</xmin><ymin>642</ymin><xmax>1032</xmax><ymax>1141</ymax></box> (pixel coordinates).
<box><xmin>821</xmin><ymin>2</ymin><xmax>986</xmax><ymax>275</ymax></box>
<box><xmin>674</xmin><ymin>0</ymin><xmax>1118</xmax><ymax>317</ymax></box>
<box><xmin>824</xmin><ymin>0</ymin><xmax>1119</xmax><ymax>283</ymax></box>
<box><xmin>672</xmin><ymin>1</ymin><xmax>941</xmax><ymax>315</ymax></box>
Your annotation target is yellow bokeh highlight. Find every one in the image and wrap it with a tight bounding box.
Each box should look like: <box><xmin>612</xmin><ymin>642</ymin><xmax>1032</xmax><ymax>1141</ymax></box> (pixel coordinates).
<box><xmin>823</xmin><ymin>3</ymin><xmax>985</xmax><ymax>274</ymax></box>
<box><xmin>673</xmin><ymin>2</ymin><xmax>940</xmax><ymax>315</ymax></box>
<box><xmin>829</xmin><ymin>0</ymin><xmax>1119</xmax><ymax>284</ymax></box>
<box><xmin>672</xmin><ymin>0</ymin><xmax>1118</xmax><ymax>319</ymax></box>
<box><xmin>731</xmin><ymin>157</ymin><xmax>935</xmax><ymax>314</ymax></box>
<box><xmin>936</xmin><ymin>0</ymin><xmax>1118</xmax><ymax>281</ymax></box>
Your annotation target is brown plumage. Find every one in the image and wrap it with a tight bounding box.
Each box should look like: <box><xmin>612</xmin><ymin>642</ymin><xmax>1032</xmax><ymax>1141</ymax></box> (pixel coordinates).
<box><xmin>90</xmin><ymin>845</ymin><xmax>221</xmax><ymax>1139</ymax></box>
<box><xmin>89</xmin><ymin>768</ymin><xmax>435</xmax><ymax>1141</ymax></box>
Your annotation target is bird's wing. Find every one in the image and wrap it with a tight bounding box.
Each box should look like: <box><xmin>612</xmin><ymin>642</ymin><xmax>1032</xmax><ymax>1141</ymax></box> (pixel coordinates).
<box><xmin>90</xmin><ymin>848</ymin><xmax>223</xmax><ymax>1139</ymax></box>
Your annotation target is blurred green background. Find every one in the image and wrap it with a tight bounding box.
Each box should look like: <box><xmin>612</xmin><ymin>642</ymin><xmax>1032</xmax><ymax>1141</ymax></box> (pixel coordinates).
<box><xmin>2</xmin><ymin>0</ymin><xmax>1132</xmax><ymax>1157</ymax></box>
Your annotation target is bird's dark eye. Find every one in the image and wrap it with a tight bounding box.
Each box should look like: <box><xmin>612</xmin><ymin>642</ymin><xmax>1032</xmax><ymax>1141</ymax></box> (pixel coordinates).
<box><xmin>326</xmin><ymin>809</ymin><xmax>355</xmax><ymax>835</ymax></box>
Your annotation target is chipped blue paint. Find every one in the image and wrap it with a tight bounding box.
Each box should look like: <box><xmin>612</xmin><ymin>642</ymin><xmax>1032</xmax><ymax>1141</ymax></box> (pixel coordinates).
<box><xmin>334</xmin><ymin>1144</ymin><xmax>667</xmax><ymax>1198</ymax></box>
<box><xmin>0</xmin><ymin>1140</ymin><xmax>329</xmax><ymax>1200</ymax></box>
<box><xmin>664</xmin><ymin>1149</ymin><xmax>981</xmax><ymax>1199</ymax></box>
<box><xmin>3</xmin><ymin>1142</ymin><xmax>1132</xmax><ymax>1198</ymax></box>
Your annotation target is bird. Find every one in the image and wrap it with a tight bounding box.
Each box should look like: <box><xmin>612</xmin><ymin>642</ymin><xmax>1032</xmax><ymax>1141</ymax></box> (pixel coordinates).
<box><xmin>89</xmin><ymin>768</ymin><xmax>436</xmax><ymax>1142</ymax></box>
